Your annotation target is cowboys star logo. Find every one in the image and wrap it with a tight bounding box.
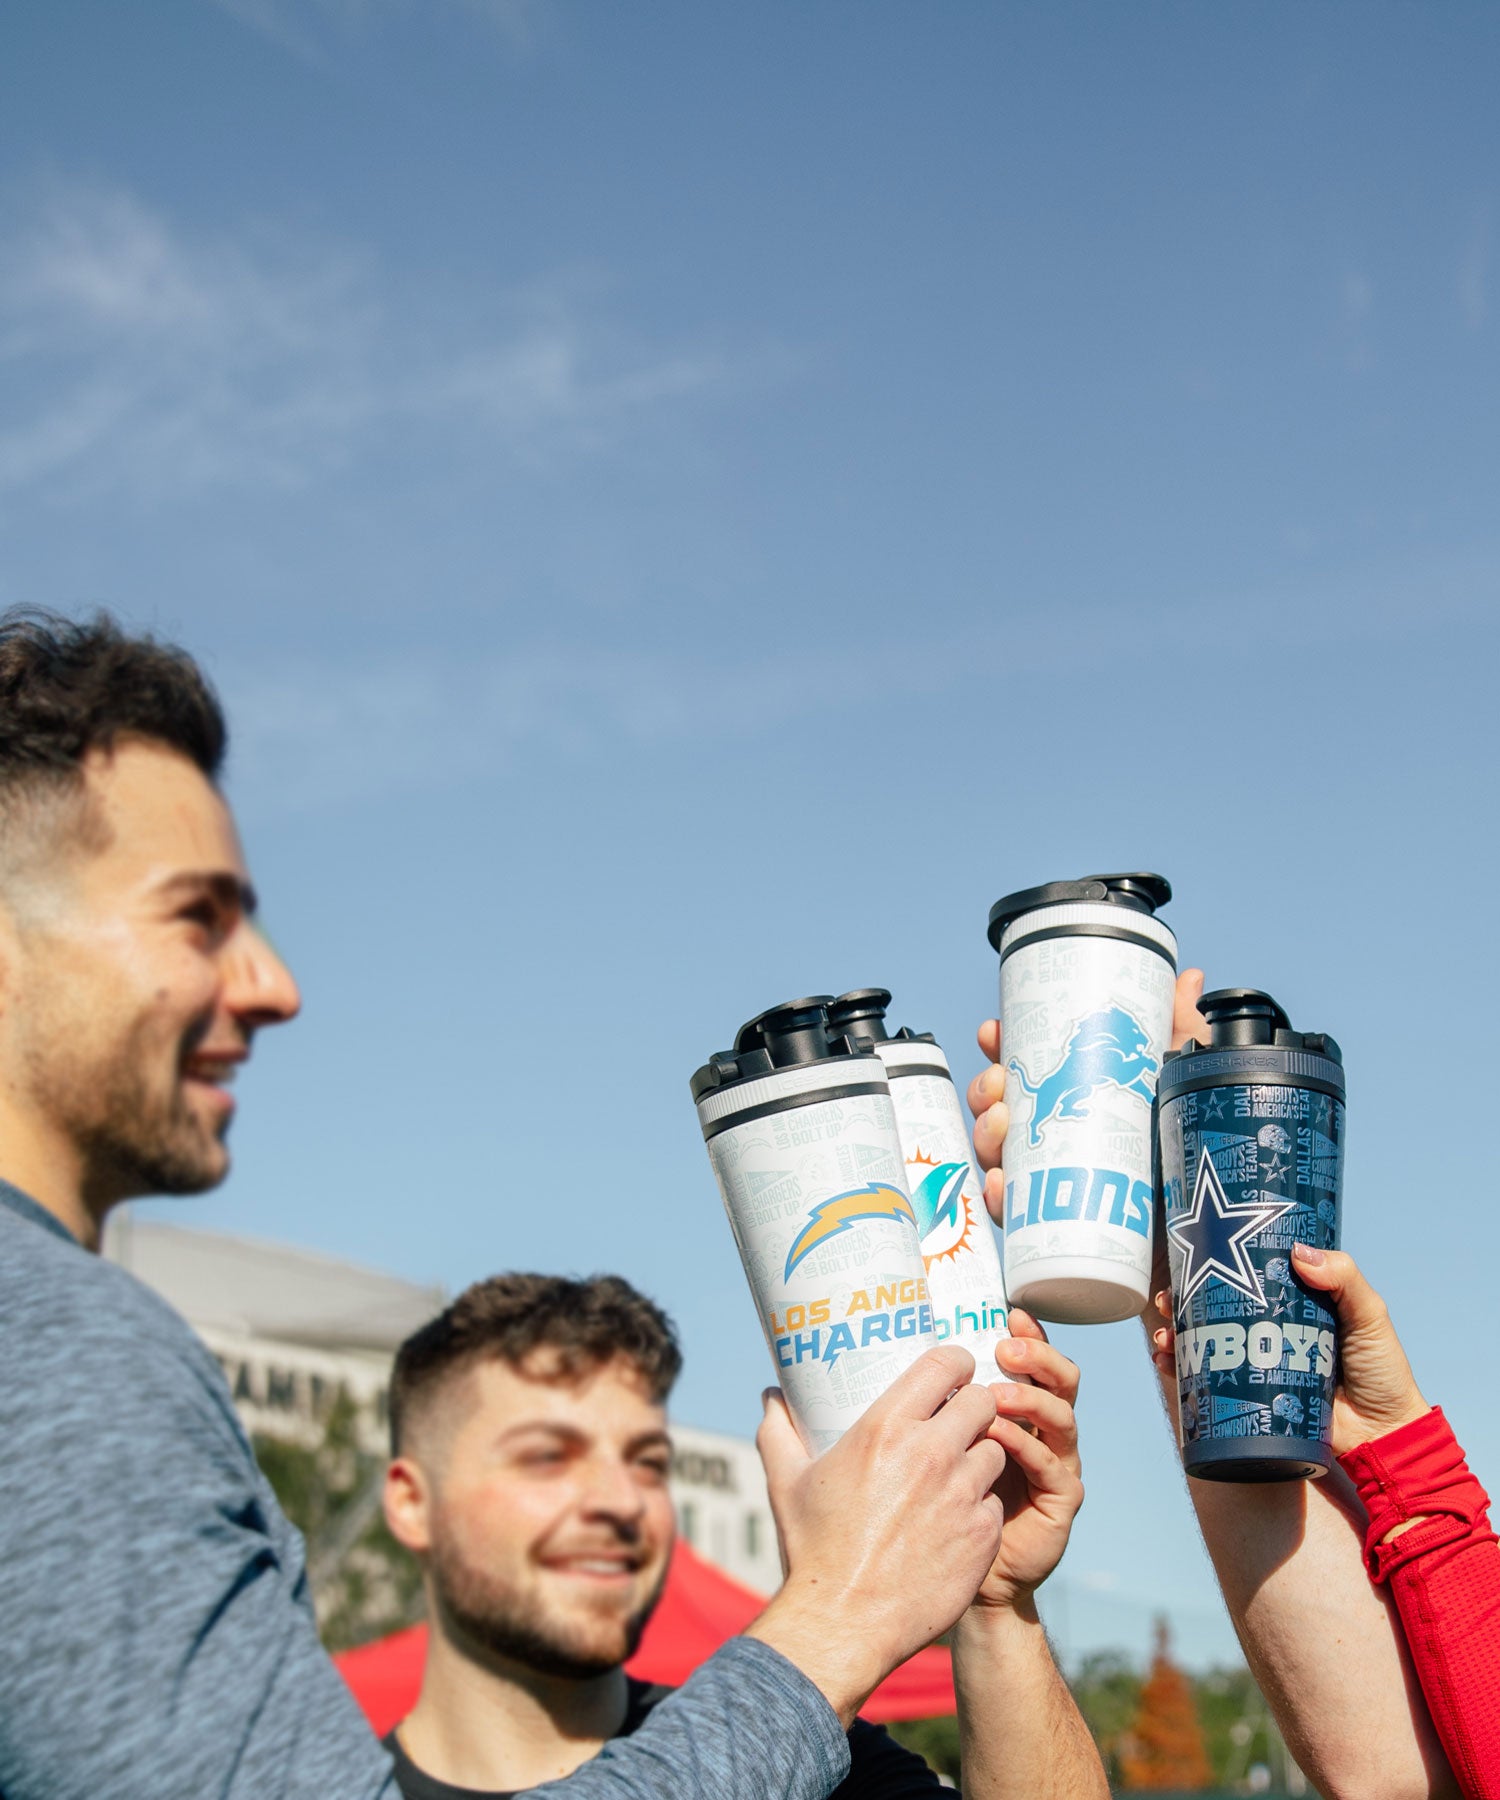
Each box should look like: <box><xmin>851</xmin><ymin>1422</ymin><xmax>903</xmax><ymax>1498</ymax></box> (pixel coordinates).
<box><xmin>1167</xmin><ymin>1148</ymin><xmax>1297</xmax><ymax>1310</ymax></box>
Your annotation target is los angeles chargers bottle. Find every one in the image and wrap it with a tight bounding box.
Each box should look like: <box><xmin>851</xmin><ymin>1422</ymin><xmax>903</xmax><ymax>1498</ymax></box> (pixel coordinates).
<box><xmin>1157</xmin><ymin>989</ymin><xmax>1345</xmax><ymax>1481</ymax></box>
<box><xmin>826</xmin><ymin>989</ymin><xmax>1017</xmax><ymax>1382</ymax></box>
<box><xmin>988</xmin><ymin>873</ymin><xmax>1177</xmax><ymax>1324</ymax></box>
<box><xmin>691</xmin><ymin>997</ymin><xmax>937</xmax><ymax>1454</ymax></box>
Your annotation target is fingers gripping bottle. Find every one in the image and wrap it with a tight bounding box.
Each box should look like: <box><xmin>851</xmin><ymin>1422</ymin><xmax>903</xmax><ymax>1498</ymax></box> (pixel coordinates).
<box><xmin>988</xmin><ymin>873</ymin><xmax>1177</xmax><ymax>1324</ymax></box>
<box><xmin>826</xmin><ymin>989</ymin><xmax>1018</xmax><ymax>1383</ymax></box>
<box><xmin>1157</xmin><ymin>989</ymin><xmax>1345</xmax><ymax>1481</ymax></box>
<box><xmin>691</xmin><ymin>998</ymin><xmax>938</xmax><ymax>1453</ymax></box>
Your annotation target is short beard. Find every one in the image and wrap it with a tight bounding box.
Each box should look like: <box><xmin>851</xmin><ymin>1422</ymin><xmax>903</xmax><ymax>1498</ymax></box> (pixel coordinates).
<box><xmin>23</xmin><ymin>1003</ymin><xmax>226</xmax><ymax>1200</ymax></box>
<box><xmin>428</xmin><ymin>1537</ymin><xmax>667</xmax><ymax>1681</ymax></box>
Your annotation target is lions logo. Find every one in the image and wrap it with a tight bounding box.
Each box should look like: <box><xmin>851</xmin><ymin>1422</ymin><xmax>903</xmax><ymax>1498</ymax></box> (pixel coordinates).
<box><xmin>1009</xmin><ymin>1005</ymin><xmax>1159</xmax><ymax>1147</ymax></box>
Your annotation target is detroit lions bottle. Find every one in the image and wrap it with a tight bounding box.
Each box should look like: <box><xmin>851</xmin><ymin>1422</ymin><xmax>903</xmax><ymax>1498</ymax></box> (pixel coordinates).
<box><xmin>691</xmin><ymin>998</ymin><xmax>937</xmax><ymax>1454</ymax></box>
<box><xmin>988</xmin><ymin>874</ymin><xmax>1177</xmax><ymax>1324</ymax></box>
<box><xmin>1157</xmin><ymin>989</ymin><xmax>1345</xmax><ymax>1481</ymax></box>
<box><xmin>826</xmin><ymin>990</ymin><xmax>1018</xmax><ymax>1382</ymax></box>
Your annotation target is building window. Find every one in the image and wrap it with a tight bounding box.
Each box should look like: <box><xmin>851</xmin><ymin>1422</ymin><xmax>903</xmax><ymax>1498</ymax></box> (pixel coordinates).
<box><xmin>679</xmin><ymin>1503</ymin><xmax>697</xmax><ymax>1545</ymax></box>
<box><xmin>745</xmin><ymin>1512</ymin><xmax>761</xmax><ymax>1558</ymax></box>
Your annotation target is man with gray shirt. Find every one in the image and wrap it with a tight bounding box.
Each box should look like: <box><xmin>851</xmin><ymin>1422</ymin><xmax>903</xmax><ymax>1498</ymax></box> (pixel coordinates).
<box><xmin>0</xmin><ymin>611</ymin><xmax>1018</xmax><ymax>1800</ymax></box>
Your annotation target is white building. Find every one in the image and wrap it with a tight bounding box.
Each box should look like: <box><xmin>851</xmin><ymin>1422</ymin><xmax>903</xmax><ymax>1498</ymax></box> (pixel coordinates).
<box><xmin>668</xmin><ymin>1420</ymin><xmax>779</xmax><ymax>1594</ymax></box>
<box><xmin>103</xmin><ymin>1216</ymin><xmax>778</xmax><ymax>1595</ymax></box>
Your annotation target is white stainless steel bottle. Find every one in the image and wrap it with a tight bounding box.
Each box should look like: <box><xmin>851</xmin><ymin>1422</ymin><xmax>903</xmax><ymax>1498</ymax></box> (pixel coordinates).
<box><xmin>988</xmin><ymin>874</ymin><xmax>1177</xmax><ymax>1324</ymax></box>
<box><xmin>691</xmin><ymin>997</ymin><xmax>937</xmax><ymax>1453</ymax></box>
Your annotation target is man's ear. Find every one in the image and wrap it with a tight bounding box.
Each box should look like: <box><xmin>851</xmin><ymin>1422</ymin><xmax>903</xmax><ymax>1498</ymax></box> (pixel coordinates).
<box><xmin>383</xmin><ymin>1455</ymin><xmax>433</xmax><ymax>1555</ymax></box>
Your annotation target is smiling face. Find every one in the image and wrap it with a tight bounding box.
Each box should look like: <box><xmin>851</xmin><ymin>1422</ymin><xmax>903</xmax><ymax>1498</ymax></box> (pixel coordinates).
<box><xmin>0</xmin><ymin>737</ymin><xmax>300</xmax><ymax>1225</ymax></box>
<box><xmin>389</xmin><ymin>1352</ymin><xmax>677</xmax><ymax>1681</ymax></box>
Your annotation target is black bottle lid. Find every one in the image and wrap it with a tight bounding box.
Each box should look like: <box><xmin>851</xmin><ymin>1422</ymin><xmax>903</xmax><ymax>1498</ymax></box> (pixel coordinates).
<box><xmin>733</xmin><ymin>995</ymin><xmax>835</xmax><ymax>1060</ymax></box>
<box><xmin>692</xmin><ymin>994</ymin><xmax>878</xmax><ymax>1103</ymax></box>
<box><xmin>1199</xmin><ymin>988</ymin><xmax>1290</xmax><ymax>1046</ymax></box>
<box><xmin>1158</xmin><ymin>987</ymin><xmax>1345</xmax><ymax>1105</ymax></box>
<box><xmin>825</xmin><ymin>988</ymin><xmax>893</xmax><ymax>1044</ymax></box>
<box><xmin>1194</xmin><ymin>988</ymin><xmax>1342</xmax><ymax>1061</ymax></box>
<box><xmin>987</xmin><ymin>872</ymin><xmax>1172</xmax><ymax>951</ymax></box>
<box><xmin>827</xmin><ymin>988</ymin><xmax>940</xmax><ymax>1053</ymax></box>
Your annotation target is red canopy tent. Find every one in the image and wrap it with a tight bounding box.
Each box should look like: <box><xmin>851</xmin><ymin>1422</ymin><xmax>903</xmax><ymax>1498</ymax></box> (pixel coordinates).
<box><xmin>336</xmin><ymin>1540</ymin><xmax>955</xmax><ymax>1730</ymax></box>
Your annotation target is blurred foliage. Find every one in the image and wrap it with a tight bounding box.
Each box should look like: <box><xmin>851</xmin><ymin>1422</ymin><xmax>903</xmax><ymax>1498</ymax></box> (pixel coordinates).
<box><xmin>888</xmin><ymin>1625</ymin><xmax>1299</xmax><ymax>1796</ymax></box>
<box><xmin>1117</xmin><ymin>1621</ymin><xmax>1212</xmax><ymax>1789</ymax></box>
<box><xmin>254</xmin><ymin>1387</ymin><xmax>423</xmax><ymax>1653</ymax></box>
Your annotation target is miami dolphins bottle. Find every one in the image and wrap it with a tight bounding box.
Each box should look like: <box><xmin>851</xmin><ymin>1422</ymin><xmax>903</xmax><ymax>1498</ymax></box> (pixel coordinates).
<box><xmin>691</xmin><ymin>997</ymin><xmax>937</xmax><ymax>1454</ymax></box>
<box><xmin>826</xmin><ymin>989</ymin><xmax>1018</xmax><ymax>1383</ymax></box>
<box><xmin>1157</xmin><ymin>989</ymin><xmax>1345</xmax><ymax>1481</ymax></box>
<box><xmin>988</xmin><ymin>874</ymin><xmax>1177</xmax><ymax>1325</ymax></box>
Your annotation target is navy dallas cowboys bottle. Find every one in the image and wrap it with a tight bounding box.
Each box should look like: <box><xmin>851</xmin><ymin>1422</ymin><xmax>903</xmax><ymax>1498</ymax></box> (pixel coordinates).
<box><xmin>1157</xmin><ymin>989</ymin><xmax>1346</xmax><ymax>1481</ymax></box>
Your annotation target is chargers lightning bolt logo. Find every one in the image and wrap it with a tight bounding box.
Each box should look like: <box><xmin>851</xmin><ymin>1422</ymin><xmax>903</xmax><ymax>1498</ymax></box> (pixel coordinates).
<box><xmin>783</xmin><ymin>1184</ymin><xmax>917</xmax><ymax>1281</ymax></box>
<box><xmin>1009</xmin><ymin>1005</ymin><xmax>1160</xmax><ymax>1146</ymax></box>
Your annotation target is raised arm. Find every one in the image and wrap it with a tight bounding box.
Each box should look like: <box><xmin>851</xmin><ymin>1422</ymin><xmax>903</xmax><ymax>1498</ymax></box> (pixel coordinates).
<box><xmin>1141</xmin><ymin>973</ymin><xmax>1460</xmax><ymax>1800</ymax></box>
<box><xmin>1254</xmin><ymin>1246</ymin><xmax>1499</xmax><ymax>1800</ymax></box>
<box><xmin>970</xmin><ymin>984</ymin><xmax>1459</xmax><ymax>1800</ymax></box>
<box><xmin>952</xmin><ymin>1317</ymin><xmax>1109</xmax><ymax>1800</ymax></box>
<box><xmin>1145</xmin><ymin>1338</ymin><xmax>1457</xmax><ymax>1800</ymax></box>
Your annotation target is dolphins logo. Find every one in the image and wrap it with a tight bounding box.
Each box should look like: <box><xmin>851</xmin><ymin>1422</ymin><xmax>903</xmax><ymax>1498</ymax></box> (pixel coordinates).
<box><xmin>783</xmin><ymin>1183</ymin><xmax>918</xmax><ymax>1281</ymax></box>
<box><xmin>907</xmin><ymin>1148</ymin><xmax>975</xmax><ymax>1267</ymax></box>
<box><xmin>1009</xmin><ymin>1005</ymin><xmax>1159</xmax><ymax>1147</ymax></box>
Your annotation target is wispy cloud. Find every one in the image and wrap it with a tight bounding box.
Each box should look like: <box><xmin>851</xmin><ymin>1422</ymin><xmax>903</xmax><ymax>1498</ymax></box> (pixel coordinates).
<box><xmin>219</xmin><ymin>547</ymin><xmax>1500</xmax><ymax>816</ymax></box>
<box><xmin>223</xmin><ymin>640</ymin><xmax>934</xmax><ymax>813</ymax></box>
<box><xmin>207</xmin><ymin>0</ymin><xmax>537</xmax><ymax>64</ymax></box>
<box><xmin>0</xmin><ymin>178</ymin><xmax>739</xmax><ymax>502</ymax></box>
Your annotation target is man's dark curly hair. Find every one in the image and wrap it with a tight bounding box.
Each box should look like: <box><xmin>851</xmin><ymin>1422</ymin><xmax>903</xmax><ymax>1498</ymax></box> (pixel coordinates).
<box><xmin>0</xmin><ymin>607</ymin><xmax>226</xmax><ymax>795</ymax></box>
<box><xmin>390</xmin><ymin>1273</ymin><xmax>683</xmax><ymax>1457</ymax></box>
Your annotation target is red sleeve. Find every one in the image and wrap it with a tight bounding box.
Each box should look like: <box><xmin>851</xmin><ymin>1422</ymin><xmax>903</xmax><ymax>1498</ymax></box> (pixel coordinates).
<box><xmin>1339</xmin><ymin>1408</ymin><xmax>1500</xmax><ymax>1800</ymax></box>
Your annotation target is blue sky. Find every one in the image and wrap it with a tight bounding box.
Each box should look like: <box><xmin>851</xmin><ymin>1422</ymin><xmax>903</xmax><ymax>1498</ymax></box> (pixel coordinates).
<box><xmin>3</xmin><ymin>0</ymin><xmax>1497</xmax><ymax>1667</ymax></box>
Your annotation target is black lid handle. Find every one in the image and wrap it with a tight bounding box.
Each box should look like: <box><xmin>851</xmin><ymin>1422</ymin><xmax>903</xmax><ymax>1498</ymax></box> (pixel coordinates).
<box><xmin>1198</xmin><ymin>988</ymin><xmax>1291</xmax><ymax>1047</ymax></box>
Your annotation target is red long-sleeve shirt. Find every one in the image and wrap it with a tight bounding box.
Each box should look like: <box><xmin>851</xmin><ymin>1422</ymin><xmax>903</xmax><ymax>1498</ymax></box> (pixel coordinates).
<box><xmin>1339</xmin><ymin>1408</ymin><xmax>1500</xmax><ymax>1800</ymax></box>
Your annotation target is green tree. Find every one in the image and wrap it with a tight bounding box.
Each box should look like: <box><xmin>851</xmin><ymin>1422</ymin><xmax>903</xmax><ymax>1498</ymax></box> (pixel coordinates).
<box><xmin>1071</xmin><ymin>1647</ymin><xmax>1144</xmax><ymax>1788</ymax></box>
<box><xmin>254</xmin><ymin>1387</ymin><xmax>423</xmax><ymax>1652</ymax></box>
<box><xmin>1194</xmin><ymin>1664</ymin><xmax>1278</xmax><ymax>1789</ymax></box>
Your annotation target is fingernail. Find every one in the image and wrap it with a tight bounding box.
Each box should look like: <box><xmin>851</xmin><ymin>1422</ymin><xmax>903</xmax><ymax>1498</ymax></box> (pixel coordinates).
<box><xmin>999</xmin><ymin>1338</ymin><xmax>1026</xmax><ymax>1360</ymax></box>
<box><xmin>1293</xmin><ymin>1242</ymin><xmax>1325</xmax><ymax>1265</ymax></box>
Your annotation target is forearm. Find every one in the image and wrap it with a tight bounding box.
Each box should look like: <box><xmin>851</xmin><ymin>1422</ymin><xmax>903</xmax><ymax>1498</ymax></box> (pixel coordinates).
<box><xmin>952</xmin><ymin>1601</ymin><xmax>1107</xmax><ymax>1800</ymax></box>
<box><xmin>1341</xmin><ymin>1410</ymin><xmax>1500</xmax><ymax>1800</ymax></box>
<box><xmin>745</xmin><ymin>1578</ymin><xmax>930</xmax><ymax>1730</ymax></box>
<box><xmin>528</xmin><ymin>1637</ymin><xmax>849</xmax><ymax>1800</ymax></box>
<box><xmin>1150</xmin><ymin>1341</ymin><xmax>1457</xmax><ymax>1799</ymax></box>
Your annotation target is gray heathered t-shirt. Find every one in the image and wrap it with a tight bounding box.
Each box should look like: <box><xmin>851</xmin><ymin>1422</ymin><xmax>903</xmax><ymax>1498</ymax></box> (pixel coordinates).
<box><xmin>0</xmin><ymin>1184</ymin><xmax>850</xmax><ymax>1800</ymax></box>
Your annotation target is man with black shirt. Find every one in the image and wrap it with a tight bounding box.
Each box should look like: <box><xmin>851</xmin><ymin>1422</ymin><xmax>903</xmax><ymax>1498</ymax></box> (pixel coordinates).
<box><xmin>381</xmin><ymin>1271</ymin><xmax>1106</xmax><ymax>1799</ymax></box>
